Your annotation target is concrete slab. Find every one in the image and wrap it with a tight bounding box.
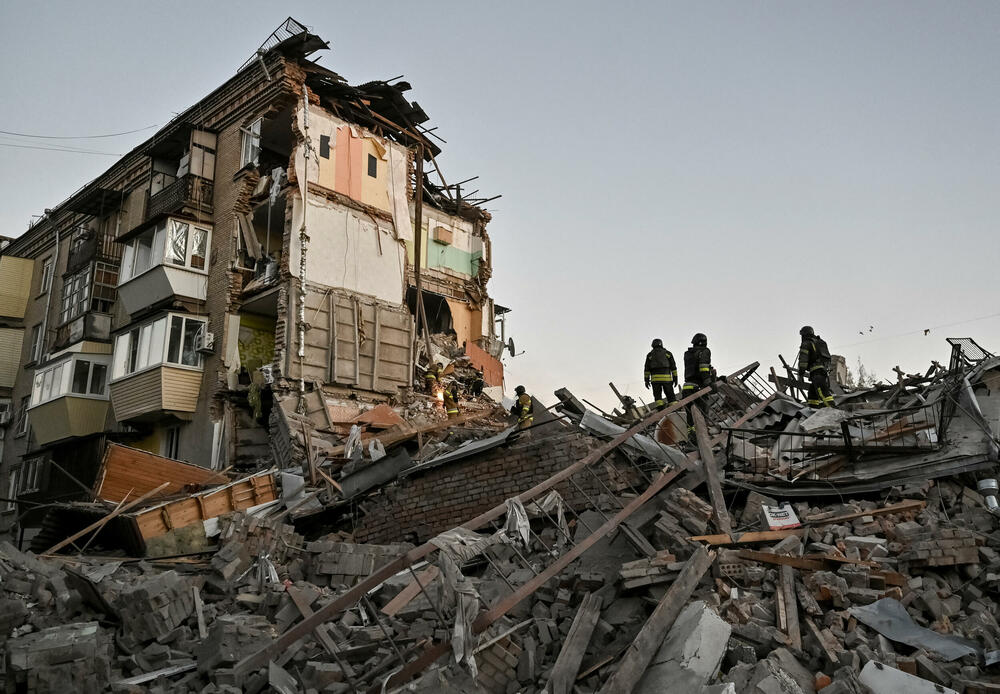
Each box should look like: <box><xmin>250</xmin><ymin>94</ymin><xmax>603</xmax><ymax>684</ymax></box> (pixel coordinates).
<box><xmin>635</xmin><ymin>600</ymin><xmax>732</xmax><ymax>694</ymax></box>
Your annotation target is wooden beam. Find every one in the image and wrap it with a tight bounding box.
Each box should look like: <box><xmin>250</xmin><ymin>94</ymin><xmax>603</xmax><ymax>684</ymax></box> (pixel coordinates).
<box><xmin>598</xmin><ymin>547</ymin><xmax>715</xmax><ymax>694</ymax></box>
<box><xmin>805</xmin><ymin>616</ymin><xmax>840</xmax><ymax>664</ymax></box>
<box><xmin>781</xmin><ymin>565</ymin><xmax>801</xmax><ymax>651</ymax></box>
<box><xmin>381</xmin><ymin>566</ymin><xmax>439</xmax><ymax>617</ymax></box>
<box><xmin>234</xmin><ymin>388</ymin><xmax>712</xmax><ymax>676</ymax></box>
<box><xmin>692</xmin><ymin>407</ymin><xmax>732</xmax><ymax>534</ymax></box>
<box><xmin>689</xmin><ymin>529</ymin><xmax>806</xmax><ymax>546</ymax></box>
<box><xmin>548</xmin><ymin>592</ymin><xmax>603</xmax><ymax>694</ymax></box>
<box><xmin>803</xmin><ymin>500</ymin><xmax>925</xmax><ymax>526</ymax></box>
<box><xmin>43</xmin><ymin>482</ymin><xmax>170</xmax><ymax>555</ymax></box>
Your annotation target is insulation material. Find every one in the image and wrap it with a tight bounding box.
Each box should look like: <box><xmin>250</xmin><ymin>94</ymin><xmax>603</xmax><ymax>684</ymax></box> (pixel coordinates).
<box><xmin>387</xmin><ymin>142</ymin><xmax>413</xmax><ymax>241</ymax></box>
<box><xmin>504</xmin><ymin>497</ymin><xmax>531</xmax><ymax>547</ymax></box>
<box><xmin>288</xmin><ymin>196</ymin><xmax>405</xmax><ymax>305</ymax></box>
<box><xmin>437</xmin><ymin>551</ymin><xmax>480</xmax><ymax>678</ymax></box>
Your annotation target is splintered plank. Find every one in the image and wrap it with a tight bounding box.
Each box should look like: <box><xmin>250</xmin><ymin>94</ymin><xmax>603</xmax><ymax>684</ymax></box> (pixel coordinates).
<box><xmin>692</xmin><ymin>408</ymin><xmax>732</xmax><ymax>534</ymax></box>
<box><xmin>547</xmin><ymin>592</ymin><xmax>603</xmax><ymax>694</ymax></box>
<box><xmin>381</xmin><ymin>566</ymin><xmax>440</xmax><ymax>617</ymax></box>
<box><xmin>598</xmin><ymin>547</ymin><xmax>715</xmax><ymax>694</ymax></box>
<box><xmin>781</xmin><ymin>565</ymin><xmax>801</xmax><ymax>651</ymax></box>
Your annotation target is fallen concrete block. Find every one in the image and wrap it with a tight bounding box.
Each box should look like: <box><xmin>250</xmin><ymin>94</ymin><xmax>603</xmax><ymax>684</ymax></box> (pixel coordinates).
<box><xmin>635</xmin><ymin>600</ymin><xmax>732</xmax><ymax>693</ymax></box>
<box><xmin>859</xmin><ymin>661</ymin><xmax>958</xmax><ymax>694</ymax></box>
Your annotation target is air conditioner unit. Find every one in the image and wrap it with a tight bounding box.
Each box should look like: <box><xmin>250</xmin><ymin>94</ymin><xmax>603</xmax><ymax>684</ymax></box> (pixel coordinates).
<box><xmin>197</xmin><ymin>332</ymin><xmax>216</xmax><ymax>355</ymax></box>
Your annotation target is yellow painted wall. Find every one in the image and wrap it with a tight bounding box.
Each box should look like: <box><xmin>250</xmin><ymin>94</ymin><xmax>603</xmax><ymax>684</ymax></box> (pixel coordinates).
<box><xmin>359</xmin><ymin>138</ymin><xmax>392</xmax><ymax>214</ymax></box>
<box><xmin>0</xmin><ymin>256</ymin><xmax>33</xmax><ymax>319</ymax></box>
<box><xmin>131</xmin><ymin>427</ymin><xmax>163</xmax><ymax>454</ymax></box>
<box><xmin>445</xmin><ymin>298</ymin><xmax>483</xmax><ymax>347</ymax></box>
<box><xmin>0</xmin><ymin>328</ymin><xmax>24</xmax><ymax>388</ymax></box>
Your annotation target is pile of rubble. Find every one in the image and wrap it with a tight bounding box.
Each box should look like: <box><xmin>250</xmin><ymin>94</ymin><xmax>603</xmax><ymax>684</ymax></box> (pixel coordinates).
<box><xmin>2</xmin><ymin>340</ymin><xmax>999</xmax><ymax>693</ymax></box>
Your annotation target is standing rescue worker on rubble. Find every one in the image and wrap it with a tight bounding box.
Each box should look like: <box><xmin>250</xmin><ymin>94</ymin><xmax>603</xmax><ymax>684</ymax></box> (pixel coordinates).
<box><xmin>511</xmin><ymin>385</ymin><xmax>534</xmax><ymax>429</ymax></box>
<box><xmin>682</xmin><ymin>333</ymin><xmax>715</xmax><ymax>438</ymax></box>
<box><xmin>424</xmin><ymin>362</ymin><xmax>443</xmax><ymax>393</ymax></box>
<box><xmin>798</xmin><ymin>326</ymin><xmax>835</xmax><ymax>408</ymax></box>
<box><xmin>443</xmin><ymin>381</ymin><xmax>460</xmax><ymax>418</ymax></box>
<box><xmin>644</xmin><ymin>339</ymin><xmax>678</xmax><ymax>409</ymax></box>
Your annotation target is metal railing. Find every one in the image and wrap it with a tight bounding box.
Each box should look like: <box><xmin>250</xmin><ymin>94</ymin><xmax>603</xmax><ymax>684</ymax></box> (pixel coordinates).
<box><xmin>145</xmin><ymin>174</ymin><xmax>213</xmax><ymax>223</ymax></box>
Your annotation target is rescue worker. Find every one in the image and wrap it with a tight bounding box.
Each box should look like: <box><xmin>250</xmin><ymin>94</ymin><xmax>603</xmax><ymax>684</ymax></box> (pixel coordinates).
<box><xmin>798</xmin><ymin>326</ymin><xmax>835</xmax><ymax>408</ymax></box>
<box><xmin>511</xmin><ymin>385</ymin><xmax>534</xmax><ymax>429</ymax></box>
<box><xmin>682</xmin><ymin>333</ymin><xmax>714</xmax><ymax>438</ymax></box>
<box><xmin>470</xmin><ymin>369</ymin><xmax>485</xmax><ymax>397</ymax></box>
<box><xmin>443</xmin><ymin>381</ymin><xmax>460</xmax><ymax>418</ymax></box>
<box><xmin>424</xmin><ymin>362</ymin><xmax>443</xmax><ymax>393</ymax></box>
<box><xmin>643</xmin><ymin>338</ymin><xmax>677</xmax><ymax>409</ymax></box>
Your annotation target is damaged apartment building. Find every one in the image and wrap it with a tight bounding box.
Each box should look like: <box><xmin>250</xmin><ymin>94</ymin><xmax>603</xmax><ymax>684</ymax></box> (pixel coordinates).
<box><xmin>0</xmin><ymin>18</ymin><xmax>506</xmax><ymax>540</ymax></box>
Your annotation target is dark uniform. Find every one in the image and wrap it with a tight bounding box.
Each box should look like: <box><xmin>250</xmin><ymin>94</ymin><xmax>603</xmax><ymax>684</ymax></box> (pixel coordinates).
<box><xmin>682</xmin><ymin>334</ymin><xmax>714</xmax><ymax>437</ymax></box>
<box><xmin>644</xmin><ymin>342</ymin><xmax>677</xmax><ymax>409</ymax></box>
<box><xmin>470</xmin><ymin>369</ymin><xmax>484</xmax><ymax>397</ymax></box>
<box><xmin>798</xmin><ymin>327</ymin><xmax>835</xmax><ymax>408</ymax></box>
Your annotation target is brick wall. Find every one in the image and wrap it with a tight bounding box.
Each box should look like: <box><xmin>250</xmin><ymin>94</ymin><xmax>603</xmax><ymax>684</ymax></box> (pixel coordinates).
<box><xmin>352</xmin><ymin>430</ymin><xmax>619</xmax><ymax>544</ymax></box>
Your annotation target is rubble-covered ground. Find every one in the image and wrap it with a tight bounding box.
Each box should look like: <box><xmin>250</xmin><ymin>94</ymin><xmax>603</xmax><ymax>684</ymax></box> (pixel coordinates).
<box><xmin>2</xmin><ymin>343</ymin><xmax>999</xmax><ymax>694</ymax></box>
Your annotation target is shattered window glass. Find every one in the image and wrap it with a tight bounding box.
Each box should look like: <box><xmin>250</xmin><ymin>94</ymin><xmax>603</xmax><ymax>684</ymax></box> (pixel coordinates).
<box><xmin>167</xmin><ymin>221</ymin><xmax>189</xmax><ymax>266</ymax></box>
<box><xmin>190</xmin><ymin>227</ymin><xmax>207</xmax><ymax>270</ymax></box>
<box><xmin>181</xmin><ymin>318</ymin><xmax>204</xmax><ymax>367</ymax></box>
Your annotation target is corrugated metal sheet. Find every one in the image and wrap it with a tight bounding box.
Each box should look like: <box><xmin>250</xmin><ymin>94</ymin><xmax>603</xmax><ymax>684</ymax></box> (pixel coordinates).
<box><xmin>0</xmin><ymin>327</ymin><xmax>24</xmax><ymax>388</ymax></box>
<box><xmin>0</xmin><ymin>256</ymin><xmax>34</xmax><ymax>319</ymax></box>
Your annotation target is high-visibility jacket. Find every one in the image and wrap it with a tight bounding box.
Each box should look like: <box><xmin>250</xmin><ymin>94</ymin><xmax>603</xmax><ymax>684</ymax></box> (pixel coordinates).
<box><xmin>425</xmin><ymin>365</ymin><xmax>441</xmax><ymax>383</ymax></box>
<box><xmin>443</xmin><ymin>389</ymin><xmax>459</xmax><ymax>415</ymax></box>
<box><xmin>798</xmin><ymin>336</ymin><xmax>831</xmax><ymax>375</ymax></box>
<box><xmin>682</xmin><ymin>346</ymin><xmax>712</xmax><ymax>390</ymax></box>
<box><xmin>517</xmin><ymin>393</ymin><xmax>533</xmax><ymax>423</ymax></box>
<box><xmin>644</xmin><ymin>347</ymin><xmax>677</xmax><ymax>384</ymax></box>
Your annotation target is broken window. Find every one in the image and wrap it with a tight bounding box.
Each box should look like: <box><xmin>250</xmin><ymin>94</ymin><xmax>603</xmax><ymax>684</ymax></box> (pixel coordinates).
<box><xmin>91</xmin><ymin>261</ymin><xmax>118</xmax><ymax>313</ymax></box>
<box><xmin>320</xmin><ymin>135</ymin><xmax>331</xmax><ymax>159</ymax></box>
<box><xmin>18</xmin><ymin>457</ymin><xmax>42</xmax><ymax>494</ymax></box>
<box><xmin>241</xmin><ymin>118</ymin><xmax>262</xmax><ymax>168</ymax></box>
<box><xmin>367</xmin><ymin>153</ymin><xmax>378</xmax><ymax>178</ymax></box>
<box><xmin>119</xmin><ymin>218</ymin><xmax>210</xmax><ymax>282</ymax></box>
<box><xmin>166</xmin><ymin>221</ymin><xmax>189</xmax><ymax>266</ymax></box>
<box><xmin>14</xmin><ymin>396</ymin><xmax>29</xmax><ymax>436</ymax></box>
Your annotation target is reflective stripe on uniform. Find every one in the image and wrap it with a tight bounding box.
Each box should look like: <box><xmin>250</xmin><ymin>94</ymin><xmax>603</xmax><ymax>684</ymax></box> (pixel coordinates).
<box><xmin>699</xmin><ymin>366</ymin><xmax>711</xmax><ymax>372</ymax></box>
<box><xmin>650</xmin><ymin>374</ymin><xmax>672</xmax><ymax>382</ymax></box>
<box><xmin>682</xmin><ymin>383</ymin><xmax>697</xmax><ymax>391</ymax></box>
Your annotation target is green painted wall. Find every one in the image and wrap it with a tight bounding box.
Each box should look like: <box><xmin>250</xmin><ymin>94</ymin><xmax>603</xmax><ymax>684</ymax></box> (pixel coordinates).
<box><xmin>405</xmin><ymin>232</ymin><xmax>481</xmax><ymax>277</ymax></box>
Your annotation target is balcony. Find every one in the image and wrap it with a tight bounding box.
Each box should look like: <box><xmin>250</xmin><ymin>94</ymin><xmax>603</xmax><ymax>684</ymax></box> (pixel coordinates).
<box><xmin>145</xmin><ymin>174</ymin><xmax>213</xmax><ymax>224</ymax></box>
<box><xmin>29</xmin><ymin>397</ymin><xmax>110</xmax><ymax>446</ymax></box>
<box><xmin>53</xmin><ymin>313</ymin><xmax>112</xmax><ymax>351</ymax></box>
<box><xmin>118</xmin><ymin>265</ymin><xmax>207</xmax><ymax>315</ymax></box>
<box><xmin>117</xmin><ymin>218</ymin><xmax>212</xmax><ymax>315</ymax></box>
<box><xmin>109</xmin><ymin>365</ymin><xmax>202</xmax><ymax>424</ymax></box>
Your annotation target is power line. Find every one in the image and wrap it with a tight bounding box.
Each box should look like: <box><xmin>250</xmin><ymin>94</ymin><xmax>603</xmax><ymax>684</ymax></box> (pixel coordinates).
<box><xmin>0</xmin><ymin>141</ymin><xmax>122</xmax><ymax>156</ymax></box>
<box><xmin>0</xmin><ymin>124</ymin><xmax>160</xmax><ymax>140</ymax></box>
<box><xmin>834</xmin><ymin>311</ymin><xmax>1000</xmax><ymax>349</ymax></box>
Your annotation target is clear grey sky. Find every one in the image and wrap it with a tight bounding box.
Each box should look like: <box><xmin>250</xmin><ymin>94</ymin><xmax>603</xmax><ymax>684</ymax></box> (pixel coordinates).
<box><xmin>2</xmin><ymin>2</ymin><xmax>998</xmax><ymax>411</ymax></box>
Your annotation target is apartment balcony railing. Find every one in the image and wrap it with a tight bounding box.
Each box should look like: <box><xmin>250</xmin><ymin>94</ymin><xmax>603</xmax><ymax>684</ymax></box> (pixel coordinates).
<box><xmin>145</xmin><ymin>174</ymin><xmax>214</xmax><ymax>223</ymax></box>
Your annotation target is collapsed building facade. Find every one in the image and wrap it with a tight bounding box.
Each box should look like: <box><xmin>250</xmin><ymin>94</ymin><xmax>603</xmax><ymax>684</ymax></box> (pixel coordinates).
<box><xmin>0</xmin><ymin>19</ymin><xmax>505</xmax><ymax>538</ymax></box>
<box><xmin>1</xmin><ymin>18</ymin><xmax>1000</xmax><ymax>694</ymax></box>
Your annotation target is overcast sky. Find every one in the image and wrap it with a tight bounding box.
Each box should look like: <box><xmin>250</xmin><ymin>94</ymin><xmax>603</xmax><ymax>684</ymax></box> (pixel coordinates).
<box><xmin>2</xmin><ymin>2</ymin><xmax>998</xmax><ymax>411</ymax></box>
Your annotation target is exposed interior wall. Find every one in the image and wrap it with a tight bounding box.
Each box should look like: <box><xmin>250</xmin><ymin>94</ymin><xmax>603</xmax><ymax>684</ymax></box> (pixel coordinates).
<box><xmin>237</xmin><ymin>313</ymin><xmax>276</xmax><ymax>373</ymax></box>
<box><xmin>292</xmin><ymin>104</ymin><xmax>412</xmax><ymax>240</ymax></box>
<box><xmin>406</xmin><ymin>208</ymin><xmax>482</xmax><ymax>279</ymax></box>
<box><xmin>287</xmin><ymin>195</ymin><xmax>406</xmax><ymax>305</ymax></box>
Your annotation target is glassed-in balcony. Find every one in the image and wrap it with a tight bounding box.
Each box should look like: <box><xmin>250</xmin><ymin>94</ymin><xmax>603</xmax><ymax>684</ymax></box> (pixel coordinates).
<box><xmin>28</xmin><ymin>355</ymin><xmax>110</xmax><ymax>445</ymax></box>
<box><xmin>117</xmin><ymin>218</ymin><xmax>212</xmax><ymax>315</ymax></box>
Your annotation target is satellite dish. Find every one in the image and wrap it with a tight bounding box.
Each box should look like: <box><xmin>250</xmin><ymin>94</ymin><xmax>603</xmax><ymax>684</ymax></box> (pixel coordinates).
<box><xmin>507</xmin><ymin>338</ymin><xmax>516</xmax><ymax>357</ymax></box>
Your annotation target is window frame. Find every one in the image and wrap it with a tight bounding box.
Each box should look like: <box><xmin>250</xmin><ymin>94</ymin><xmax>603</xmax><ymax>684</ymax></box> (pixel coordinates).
<box><xmin>29</xmin><ymin>354</ymin><xmax>111</xmax><ymax>408</ymax></box>
<box><xmin>28</xmin><ymin>323</ymin><xmax>43</xmax><ymax>364</ymax></box>
<box><xmin>14</xmin><ymin>395</ymin><xmax>30</xmax><ymax>437</ymax></box>
<box><xmin>118</xmin><ymin>218</ymin><xmax>211</xmax><ymax>284</ymax></box>
<box><xmin>111</xmin><ymin>312</ymin><xmax>209</xmax><ymax>382</ymax></box>
<box><xmin>240</xmin><ymin>117</ymin><xmax>262</xmax><ymax>168</ymax></box>
<box><xmin>18</xmin><ymin>457</ymin><xmax>43</xmax><ymax>494</ymax></box>
<box><xmin>163</xmin><ymin>425</ymin><xmax>181</xmax><ymax>459</ymax></box>
<box><xmin>58</xmin><ymin>264</ymin><xmax>93</xmax><ymax>325</ymax></box>
<box><xmin>39</xmin><ymin>256</ymin><xmax>54</xmax><ymax>295</ymax></box>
